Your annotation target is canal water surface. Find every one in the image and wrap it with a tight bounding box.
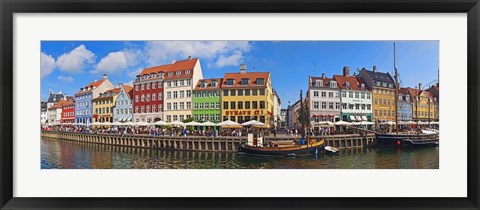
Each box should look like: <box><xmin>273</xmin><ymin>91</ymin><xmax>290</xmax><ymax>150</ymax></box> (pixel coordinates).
<box><xmin>41</xmin><ymin>138</ymin><xmax>439</xmax><ymax>169</ymax></box>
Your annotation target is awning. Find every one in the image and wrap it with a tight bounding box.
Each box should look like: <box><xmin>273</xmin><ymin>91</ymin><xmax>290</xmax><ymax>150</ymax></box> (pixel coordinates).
<box><xmin>362</xmin><ymin>116</ymin><xmax>368</xmax><ymax>121</ymax></box>
<box><xmin>313</xmin><ymin>114</ymin><xmax>320</xmax><ymax>117</ymax></box>
<box><xmin>321</xmin><ymin>114</ymin><xmax>327</xmax><ymax>117</ymax></box>
<box><xmin>329</xmin><ymin>114</ymin><xmax>335</xmax><ymax>117</ymax></box>
<box><xmin>350</xmin><ymin>116</ymin><xmax>356</xmax><ymax>121</ymax></box>
<box><xmin>356</xmin><ymin>116</ymin><xmax>362</xmax><ymax>121</ymax></box>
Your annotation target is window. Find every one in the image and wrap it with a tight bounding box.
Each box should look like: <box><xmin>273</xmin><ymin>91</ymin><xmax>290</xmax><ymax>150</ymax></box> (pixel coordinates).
<box><xmin>313</xmin><ymin>101</ymin><xmax>319</xmax><ymax>109</ymax></box>
<box><xmin>167</xmin><ymin>115</ymin><xmax>171</xmax><ymax>122</ymax></box>
<box><xmin>146</xmin><ymin>94</ymin><xmax>150</xmax><ymax>101</ymax></box>
<box><xmin>321</xmin><ymin>91</ymin><xmax>326</xmax><ymax>97</ymax></box>
<box><xmin>330</xmin><ymin>81</ymin><xmax>337</xmax><ymax>88</ymax></box>
<box><xmin>152</xmin><ymin>93</ymin><xmax>156</xmax><ymax>101</ymax></box>
<box><xmin>200</xmin><ymin>81</ymin><xmax>207</xmax><ymax>88</ymax></box>
<box><xmin>173</xmin><ymin>103</ymin><xmax>178</xmax><ymax>110</ymax></box>
<box><xmin>252</xmin><ymin>101</ymin><xmax>258</xmax><ymax>109</ymax></box>
<box><xmin>245</xmin><ymin>89</ymin><xmax>250</xmax><ymax>96</ymax></box>
<box><xmin>167</xmin><ymin>92</ymin><xmax>171</xmax><ymax>99</ymax></box>
<box><xmin>241</xmin><ymin>78</ymin><xmax>249</xmax><ymax>85</ymax></box>
<box><xmin>173</xmin><ymin>80</ymin><xmax>178</xmax><ymax>87</ymax></box>
<box><xmin>135</xmin><ymin>85</ymin><xmax>139</xmax><ymax>91</ymax></box>
<box><xmin>230</xmin><ymin>102</ymin><xmax>236</xmax><ymax>109</ymax></box>
<box><xmin>238</xmin><ymin>89</ymin><xmax>243</xmax><ymax>96</ymax></box>
<box><xmin>315</xmin><ymin>80</ymin><xmax>323</xmax><ymax>87</ymax></box>
<box><xmin>342</xmin><ymin>103</ymin><xmax>347</xmax><ymax>109</ymax></box>
<box><xmin>260</xmin><ymin>89</ymin><xmax>265</xmax><ymax>95</ymax></box>
<box><xmin>153</xmin><ymin>105</ymin><xmax>157</xmax><ymax>112</ymax></box>
<box><xmin>146</xmin><ymin>83</ymin><xmax>150</xmax><ymax>90</ymax></box>
<box><xmin>361</xmin><ymin>104</ymin><xmax>365</xmax><ymax>110</ymax></box>
<box><xmin>180</xmin><ymin>102</ymin><xmax>184</xmax><ymax>110</ymax></box>
<box><xmin>173</xmin><ymin>115</ymin><xmax>178</xmax><ymax>121</ymax></box>
<box><xmin>216</xmin><ymin>102</ymin><xmax>220</xmax><ymax>109</ymax></box>
<box><xmin>167</xmin><ymin>103</ymin><xmax>171</xmax><ymax>110</ymax></box>
<box><xmin>141</xmin><ymin>84</ymin><xmax>145</xmax><ymax>90</ymax></box>
<box><xmin>245</xmin><ymin>101</ymin><xmax>250</xmax><ymax>109</ymax></box>
<box><xmin>186</xmin><ymin>79</ymin><xmax>191</xmax><ymax>86</ymax></box>
<box><xmin>342</xmin><ymin>91</ymin><xmax>346</xmax><ymax>97</ymax></box>
<box><xmin>238</xmin><ymin>101</ymin><xmax>243</xmax><ymax>109</ymax></box>
<box><xmin>176</xmin><ymin>70</ymin><xmax>181</xmax><ymax>76</ymax></box>
<box><xmin>329</xmin><ymin>102</ymin><xmax>334</xmax><ymax>109</ymax></box>
<box><xmin>367</xmin><ymin>104</ymin><xmax>371</xmax><ymax>110</ymax></box>
<box><xmin>135</xmin><ymin>95</ymin><xmax>139</xmax><ymax>102</ymax></box>
<box><xmin>200</xmin><ymin>103</ymin><xmax>204</xmax><ymax>109</ymax></box>
<box><xmin>361</xmin><ymin>93</ymin><xmax>365</xmax><ymax>99</ymax></box>
<box><xmin>231</xmin><ymin>90</ymin><xmax>236</xmax><ymax>96</ymax></box>
<box><xmin>186</xmin><ymin>90</ymin><xmax>191</xmax><ymax>98</ymax></box>
<box><xmin>211</xmin><ymin>80</ymin><xmax>217</xmax><ymax>87</ymax></box>
<box><xmin>152</xmin><ymin>82</ymin><xmax>156</xmax><ymax>89</ymax></box>
<box><xmin>355</xmin><ymin>92</ymin><xmax>359</xmax><ymax>98</ymax></box>
<box><xmin>336</xmin><ymin>102</ymin><xmax>341</xmax><ymax>109</ymax></box>
<box><xmin>173</xmin><ymin>91</ymin><xmax>178</xmax><ymax>98</ymax></box>
<box><xmin>223</xmin><ymin>90</ymin><xmax>228</xmax><ymax>96</ymax></box>
<box><xmin>158</xmin><ymin>81</ymin><xmax>163</xmax><ymax>88</ymax></box>
<box><xmin>194</xmin><ymin>103</ymin><xmax>199</xmax><ymax>109</ymax></box>
<box><xmin>328</xmin><ymin>92</ymin><xmax>333</xmax><ymax>98</ymax></box>
<box><xmin>158</xmin><ymin>92</ymin><xmax>163</xmax><ymax>100</ymax></box>
<box><xmin>141</xmin><ymin>94</ymin><xmax>145</xmax><ymax>102</ymax></box>
<box><xmin>226</xmin><ymin>79</ymin><xmax>234</xmax><ymax>85</ymax></box>
<box><xmin>260</xmin><ymin>101</ymin><xmax>265</xmax><ymax>109</ymax></box>
<box><xmin>146</xmin><ymin>105</ymin><xmax>150</xmax><ymax>113</ymax></box>
<box><xmin>224</xmin><ymin>102</ymin><xmax>228</xmax><ymax>109</ymax></box>
<box><xmin>135</xmin><ymin>106</ymin><xmax>139</xmax><ymax>113</ymax></box>
<box><xmin>252</xmin><ymin>89</ymin><xmax>258</xmax><ymax>96</ymax></box>
<box><xmin>374</xmin><ymin>99</ymin><xmax>378</xmax><ymax>104</ymax></box>
<box><xmin>180</xmin><ymin>91</ymin><xmax>184</xmax><ymax>98</ymax></box>
<box><xmin>180</xmin><ymin>115</ymin><xmax>185</xmax><ymax>122</ymax></box>
<box><xmin>314</xmin><ymin>91</ymin><xmax>319</xmax><ymax>97</ymax></box>
<box><xmin>375</xmin><ymin>110</ymin><xmax>378</xmax><ymax>116</ymax></box>
<box><xmin>186</xmin><ymin>70</ymin><xmax>191</xmax><ymax>74</ymax></box>
<box><xmin>141</xmin><ymin>106</ymin><xmax>145</xmax><ymax>113</ymax></box>
<box><xmin>187</xmin><ymin>102</ymin><xmax>191</xmax><ymax>109</ymax></box>
<box><xmin>367</xmin><ymin>93</ymin><xmax>371</xmax><ymax>99</ymax></box>
<box><xmin>180</xmin><ymin>80</ymin><xmax>184</xmax><ymax>86</ymax></box>
<box><xmin>257</xmin><ymin>78</ymin><xmax>265</xmax><ymax>85</ymax></box>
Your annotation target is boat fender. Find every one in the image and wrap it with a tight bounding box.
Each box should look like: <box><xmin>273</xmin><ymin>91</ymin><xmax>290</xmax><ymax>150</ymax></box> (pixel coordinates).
<box><xmin>396</xmin><ymin>140</ymin><xmax>400</xmax><ymax>145</ymax></box>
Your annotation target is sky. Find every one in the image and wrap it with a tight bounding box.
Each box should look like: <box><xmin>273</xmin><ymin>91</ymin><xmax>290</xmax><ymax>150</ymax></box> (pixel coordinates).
<box><xmin>41</xmin><ymin>41</ymin><xmax>439</xmax><ymax>108</ymax></box>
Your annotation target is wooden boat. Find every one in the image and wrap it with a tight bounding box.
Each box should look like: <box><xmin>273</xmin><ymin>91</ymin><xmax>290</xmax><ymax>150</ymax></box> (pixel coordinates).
<box><xmin>239</xmin><ymin>139</ymin><xmax>324</xmax><ymax>157</ymax></box>
<box><xmin>376</xmin><ymin>130</ymin><xmax>438</xmax><ymax>148</ymax></box>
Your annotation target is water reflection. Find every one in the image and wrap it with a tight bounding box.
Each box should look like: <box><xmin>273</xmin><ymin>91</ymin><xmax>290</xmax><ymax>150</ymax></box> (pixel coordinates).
<box><xmin>41</xmin><ymin>138</ymin><xmax>439</xmax><ymax>169</ymax></box>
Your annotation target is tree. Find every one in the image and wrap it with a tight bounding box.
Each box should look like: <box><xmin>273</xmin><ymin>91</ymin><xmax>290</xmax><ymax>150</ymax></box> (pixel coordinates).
<box><xmin>296</xmin><ymin>103</ymin><xmax>309</xmax><ymax>127</ymax></box>
<box><xmin>183</xmin><ymin>117</ymin><xmax>194</xmax><ymax>123</ymax></box>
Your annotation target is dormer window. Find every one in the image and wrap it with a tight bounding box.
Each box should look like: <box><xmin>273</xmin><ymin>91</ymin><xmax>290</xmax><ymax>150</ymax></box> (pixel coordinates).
<box><xmin>200</xmin><ymin>81</ymin><xmax>207</xmax><ymax>88</ymax></box>
<box><xmin>257</xmin><ymin>78</ymin><xmax>265</xmax><ymax>85</ymax></box>
<box><xmin>330</xmin><ymin>81</ymin><xmax>337</xmax><ymax>88</ymax></box>
<box><xmin>345</xmin><ymin>82</ymin><xmax>350</xmax><ymax>88</ymax></box>
<box><xmin>389</xmin><ymin>83</ymin><xmax>393</xmax><ymax>88</ymax></box>
<box><xmin>151</xmin><ymin>73</ymin><xmax>156</xmax><ymax>78</ymax></box>
<box><xmin>168</xmin><ymin>72</ymin><xmax>173</xmax><ymax>77</ymax></box>
<box><xmin>315</xmin><ymin>80</ymin><xmax>323</xmax><ymax>87</ymax></box>
<box><xmin>360</xmin><ymin>84</ymin><xmax>365</xmax><ymax>90</ymax></box>
<box><xmin>226</xmin><ymin>79</ymin><xmax>234</xmax><ymax>85</ymax></box>
<box><xmin>176</xmin><ymin>70</ymin><xmax>181</xmax><ymax>76</ymax></box>
<box><xmin>211</xmin><ymin>80</ymin><xmax>217</xmax><ymax>88</ymax></box>
<box><xmin>241</xmin><ymin>78</ymin><xmax>249</xmax><ymax>85</ymax></box>
<box><xmin>185</xmin><ymin>70</ymin><xmax>191</xmax><ymax>74</ymax></box>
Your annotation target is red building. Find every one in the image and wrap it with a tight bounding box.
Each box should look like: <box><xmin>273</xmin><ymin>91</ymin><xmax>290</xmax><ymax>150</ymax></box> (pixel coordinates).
<box><xmin>61</xmin><ymin>99</ymin><xmax>75</xmax><ymax>123</ymax></box>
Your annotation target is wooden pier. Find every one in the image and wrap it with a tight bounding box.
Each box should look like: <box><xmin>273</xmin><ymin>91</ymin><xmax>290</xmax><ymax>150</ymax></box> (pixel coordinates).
<box><xmin>41</xmin><ymin>131</ymin><xmax>376</xmax><ymax>152</ymax></box>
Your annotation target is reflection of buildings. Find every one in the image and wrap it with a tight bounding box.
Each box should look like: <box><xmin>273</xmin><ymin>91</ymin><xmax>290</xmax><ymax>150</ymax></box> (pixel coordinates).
<box><xmin>75</xmin><ymin>74</ymin><xmax>114</xmax><ymax>124</ymax></box>
<box><xmin>221</xmin><ymin>64</ymin><xmax>274</xmax><ymax>128</ymax></box>
<box><xmin>358</xmin><ymin>66</ymin><xmax>396</xmax><ymax>122</ymax></box>
<box><xmin>193</xmin><ymin>78</ymin><xmax>222</xmax><ymax>123</ymax></box>
<box><xmin>308</xmin><ymin>73</ymin><xmax>341</xmax><ymax>130</ymax></box>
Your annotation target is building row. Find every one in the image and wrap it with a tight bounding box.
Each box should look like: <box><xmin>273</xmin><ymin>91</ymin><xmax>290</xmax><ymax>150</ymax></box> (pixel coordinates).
<box><xmin>286</xmin><ymin>66</ymin><xmax>439</xmax><ymax>130</ymax></box>
<box><xmin>42</xmin><ymin>58</ymin><xmax>283</xmax><ymax>129</ymax></box>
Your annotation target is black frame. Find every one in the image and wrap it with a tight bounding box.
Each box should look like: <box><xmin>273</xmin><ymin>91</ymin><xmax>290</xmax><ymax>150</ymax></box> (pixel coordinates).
<box><xmin>1</xmin><ymin>0</ymin><xmax>479</xmax><ymax>209</ymax></box>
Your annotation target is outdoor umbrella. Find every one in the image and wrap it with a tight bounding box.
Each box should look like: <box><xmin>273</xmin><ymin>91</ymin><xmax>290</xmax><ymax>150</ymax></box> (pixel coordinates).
<box><xmin>217</xmin><ymin>120</ymin><xmax>240</xmax><ymax>127</ymax></box>
<box><xmin>169</xmin><ymin>120</ymin><xmax>186</xmax><ymax>127</ymax></box>
<box><xmin>135</xmin><ymin>121</ymin><xmax>150</xmax><ymax>126</ymax></box>
<box><xmin>334</xmin><ymin>120</ymin><xmax>352</xmax><ymax>126</ymax></box>
<box><xmin>201</xmin><ymin>121</ymin><xmax>217</xmax><ymax>126</ymax></box>
<box><xmin>380</xmin><ymin>121</ymin><xmax>396</xmax><ymax>125</ymax></box>
<box><xmin>153</xmin><ymin>120</ymin><xmax>168</xmax><ymax>126</ymax></box>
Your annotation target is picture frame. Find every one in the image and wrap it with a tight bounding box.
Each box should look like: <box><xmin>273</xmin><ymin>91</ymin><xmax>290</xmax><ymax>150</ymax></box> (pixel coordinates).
<box><xmin>1</xmin><ymin>0</ymin><xmax>479</xmax><ymax>209</ymax></box>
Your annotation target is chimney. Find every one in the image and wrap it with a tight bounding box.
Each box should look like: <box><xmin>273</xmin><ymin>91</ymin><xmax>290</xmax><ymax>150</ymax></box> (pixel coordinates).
<box><xmin>240</xmin><ymin>64</ymin><xmax>247</xmax><ymax>74</ymax></box>
<box><xmin>343</xmin><ymin>66</ymin><xmax>350</xmax><ymax>76</ymax></box>
<box><xmin>419</xmin><ymin>83</ymin><xmax>423</xmax><ymax>90</ymax></box>
<box><xmin>373</xmin><ymin>65</ymin><xmax>377</xmax><ymax>72</ymax></box>
<box><xmin>322</xmin><ymin>73</ymin><xmax>326</xmax><ymax>79</ymax></box>
<box><xmin>80</xmin><ymin>88</ymin><xmax>84</xmax><ymax>91</ymax></box>
<box><xmin>188</xmin><ymin>56</ymin><xmax>192</xmax><ymax>60</ymax></box>
<box><xmin>171</xmin><ymin>60</ymin><xmax>176</xmax><ymax>64</ymax></box>
<box><xmin>102</xmin><ymin>74</ymin><xmax>107</xmax><ymax>80</ymax></box>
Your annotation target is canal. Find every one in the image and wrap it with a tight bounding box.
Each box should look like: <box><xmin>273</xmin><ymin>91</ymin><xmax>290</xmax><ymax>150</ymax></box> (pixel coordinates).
<box><xmin>41</xmin><ymin>138</ymin><xmax>439</xmax><ymax>169</ymax></box>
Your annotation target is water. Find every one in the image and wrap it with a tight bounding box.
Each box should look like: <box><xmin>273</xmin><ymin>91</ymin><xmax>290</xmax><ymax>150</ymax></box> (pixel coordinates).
<box><xmin>41</xmin><ymin>138</ymin><xmax>439</xmax><ymax>169</ymax></box>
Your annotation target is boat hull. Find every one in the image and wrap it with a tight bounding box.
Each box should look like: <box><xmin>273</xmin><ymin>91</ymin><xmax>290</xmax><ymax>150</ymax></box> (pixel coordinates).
<box><xmin>376</xmin><ymin>133</ymin><xmax>438</xmax><ymax>148</ymax></box>
<box><xmin>239</xmin><ymin>141</ymin><xmax>324</xmax><ymax>157</ymax></box>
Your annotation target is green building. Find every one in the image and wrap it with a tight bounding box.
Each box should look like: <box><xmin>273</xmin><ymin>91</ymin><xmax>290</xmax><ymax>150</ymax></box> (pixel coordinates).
<box><xmin>192</xmin><ymin>78</ymin><xmax>222</xmax><ymax>123</ymax></box>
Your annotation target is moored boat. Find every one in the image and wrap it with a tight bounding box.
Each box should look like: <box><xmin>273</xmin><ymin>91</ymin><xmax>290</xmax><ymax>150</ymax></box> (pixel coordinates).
<box><xmin>376</xmin><ymin>130</ymin><xmax>438</xmax><ymax>147</ymax></box>
<box><xmin>239</xmin><ymin>139</ymin><xmax>324</xmax><ymax>157</ymax></box>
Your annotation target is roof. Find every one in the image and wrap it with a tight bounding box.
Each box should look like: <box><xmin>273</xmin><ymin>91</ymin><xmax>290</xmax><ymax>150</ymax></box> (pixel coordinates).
<box><xmin>122</xmin><ymin>85</ymin><xmax>133</xmax><ymax>99</ymax></box>
<box><xmin>309</xmin><ymin>76</ymin><xmax>338</xmax><ymax>88</ymax></box>
<box><xmin>93</xmin><ymin>87</ymin><xmax>121</xmax><ymax>101</ymax></box>
<box><xmin>221</xmin><ymin>72</ymin><xmax>270</xmax><ymax>88</ymax></box>
<box><xmin>47</xmin><ymin>92</ymin><xmax>66</xmax><ymax>103</ymax></box>
<box><xmin>333</xmin><ymin>75</ymin><xmax>370</xmax><ymax>91</ymax></box>
<box><xmin>48</xmin><ymin>99</ymin><xmax>68</xmax><ymax>110</ymax></box>
<box><xmin>62</xmin><ymin>100</ymin><xmax>75</xmax><ymax>108</ymax></box>
<box><xmin>361</xmin><ymin>68</ymin><xmax>395</xmax><ymax>85</ymax></box>
<box><xmin>75</xmin><ymin>78</ymin><xmax>107</xmax><ymax>95</ymax></box>
<box><xmin>138</xmin><ymin>58</ymin><xmax>199</xmax><ymax>81</ymax></box>
<box><xmin>399</xmin><ymin>87</ymin><xmax>409</xmax><ymax>95</ymax></box>
<box><xmin>194</xmin><ymin>78</ymin><xmax>223</xmax><ymax>90</ymax></box>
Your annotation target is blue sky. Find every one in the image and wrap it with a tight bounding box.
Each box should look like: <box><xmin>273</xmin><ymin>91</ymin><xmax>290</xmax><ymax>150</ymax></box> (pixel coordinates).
<box><xmin>41</xmin><ymin>41</ymin><xmax>439</xmax><ymax>108</ymax></box>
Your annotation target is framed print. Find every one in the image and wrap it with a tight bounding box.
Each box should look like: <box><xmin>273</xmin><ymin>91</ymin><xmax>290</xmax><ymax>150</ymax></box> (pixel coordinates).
<box><xmin>1</xmin><ymin>0</ymin><xmax>479</xmax><ymax>209</ymax></box>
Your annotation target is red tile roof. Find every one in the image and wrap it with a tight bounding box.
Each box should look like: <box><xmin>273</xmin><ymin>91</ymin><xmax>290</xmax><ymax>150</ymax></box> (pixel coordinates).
<box><xmin>221</xmin><ymin>72</ymin><xmax>270</xmax><ymax>88</ymax></box>
<box><xmin>138</xmin><ymin>58</ymin><xmax>199</xmax><ymax>81</ymax></box>
<box><xmin>75</xmin><ymin>78</ymin><xmax>107</xmax><ymax>95</ymax></box>
<box><xmin>122</xmin><ymin>85</ymin><xmax>134</xmax><ymax>99</ymax></box>
<box><xmin>93</xmin><ymin>87</ymin><xmax>122</xmax><ymax>101</ymax></box>
<box><xmin>48</xmin><ymin>99</ymin><xmax>69</xmax><ymax>110</ymax></box>
<box><xmin>309</xmin><ymin>76</ymin><xmax>337</xmax><ymax>88</ymax></box>
<box><xmin>194</xmin><ymin>78</ymin><xmax>223</xmax><ymax>90</ymax></box>
<box><xmin>333</xmin><ymin>75</ymin><xmax>370</xmax><ymax>91</ymax></box>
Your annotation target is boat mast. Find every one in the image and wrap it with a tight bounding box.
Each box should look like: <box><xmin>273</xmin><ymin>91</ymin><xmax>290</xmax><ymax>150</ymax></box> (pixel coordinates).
<box><xmin>300</xmin><ymin>90</ymin><xmax>306</xmax><ymax>141</ymax></box>
<box><xmin>394</xmin><ymin>42</ymin><xmax>399</xmax><ymax>134</ymax></box>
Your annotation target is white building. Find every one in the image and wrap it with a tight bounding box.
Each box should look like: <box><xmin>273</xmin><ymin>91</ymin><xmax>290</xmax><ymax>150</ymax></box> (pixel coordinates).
<box><xmin>308</xmin><ymin>73</ymin><xmax>342</xmax><ymax>130</ymax></box>
<box><xmin>334</xmin><ymin>74</ymin><xmax>373</xmax><ymax>122</ymax></box>
<box><xmin>272</xmin><ymin>89</ymin><xmax>282</xmax><ymax>129</ymax></box>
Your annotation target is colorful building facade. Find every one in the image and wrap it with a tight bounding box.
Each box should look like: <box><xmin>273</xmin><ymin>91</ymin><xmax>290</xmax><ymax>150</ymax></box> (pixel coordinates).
<box><xmin>334</xmin><ymin>73</ymin><xmax>373</xmax><ymax>122</ymax></box>
<box><xmin>92</xmin><ymin>87</ymin><xmax>121</xmax><ymax>123</ymax></box>
<box><xmin>61</xmin><ymin>99</ymin><xmax>75</xmax><ymax>123</ymax></box>
<box><xmin>221</xmin><ymin>64</ymin><xmax>274</xmax><ymax>128</ymax></box>
<box><xmin>192</xmin><ymin>78</ymin><xmax>222</xmax><ymax>123</ymax></box>
<box><xmin>406</xmin><ymin>85</ymin><xmax>436</xmax><ymax>121</ymax></box>
<box><xmin>308</xmin><ymin>73</ymin><xmax>341</xmax><ymax>130</ymax></box>
<box><xmin>398</xmin><ymin>88</ymin><xmax>413</xmax><ymax>121</ymax></box>
<box><xmin>133</xmin><ymin>65</ymin><xmax>167</xmax><ymax>123</ymax></box>
<box><xmin>358</xmin><ymin>66</ymin><xmax>396</xmax><ymax>122</ymax></box>
<box><xmin>75</xmin><ymin>74</ymin><xmax>114</xmax><ymax>124</ymax></box>
<box><xmin>113</xmin><ymin>84</ymin><xmax>133</xmax><ymax>122</ymax></box>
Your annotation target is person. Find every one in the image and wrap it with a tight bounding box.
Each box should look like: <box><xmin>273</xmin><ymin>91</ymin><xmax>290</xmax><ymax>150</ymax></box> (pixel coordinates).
<box><xmin>273</xmin><ymin>129</ymin><xmax>277</xmax><ymax>137</ymax></box>
<box><xmin>183</xmin><ymin>128</ymin><xmax>187</xmax><ymax>136</ymax></box>
<box><xmin>295</xmin><ymin>129</ymin><xmax>298</xmax><ymax>137</ymax></box>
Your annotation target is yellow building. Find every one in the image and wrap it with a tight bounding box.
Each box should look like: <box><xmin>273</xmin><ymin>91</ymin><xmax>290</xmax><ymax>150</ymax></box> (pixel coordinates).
<box><xmin>221</xmin><ymin>64</ymin><xmax>274</xmax><ymax>128</ymax></box>
<box><xmin>358</xmin><ymin>66</ymin><xmax>396</xmax><ymax>122</ymax></box>
<box><xmin>407</xmin><ymin>87</ymin><xmax>436</xmax><ymax>121</ymax></box>
<box><xmin>92</xmin><ymin>87</ymin><xmax>122</xmax><ymax>123</ymax></box>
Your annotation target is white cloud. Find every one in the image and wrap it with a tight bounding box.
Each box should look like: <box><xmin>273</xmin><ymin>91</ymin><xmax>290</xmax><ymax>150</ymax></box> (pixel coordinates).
<box><xmin>145</xmin><ymin>41</ymin><xmax>251</xmax><ymax>68</ymax></box>
<box><xmin>215</xmin><ymin>50</ymin><xmax>244</xmax><ymax>68</ymax></box>
<box><xmin>41</xmin><ymin>52</ymin><xmax>56</xmax><ymax>78</ymax></box>
<box><xmin>56</xmin><ymin>44</ymin><xmax>95</xmax><ymax>73</ymax></box>
<box><xmin>57</xmin><ymin>75</ymin><xmax>74</xmax><ymax>82</ymax></box>
<box><xmin>127</xmin><ymin>67</ymin><xmax>144</xmax><ymax>78</ymax></box>
<box><xmin>93</xmin><ymin>47</ymin><xmax>144</xmax><ymax>74</ymax></box>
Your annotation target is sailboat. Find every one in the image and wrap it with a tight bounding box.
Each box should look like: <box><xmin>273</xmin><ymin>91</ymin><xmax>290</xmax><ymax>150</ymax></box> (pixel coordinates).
<box><xmin>375</xmin><ymin>43</ymin><xmax>439</xmax><ymax>148</ymax></box>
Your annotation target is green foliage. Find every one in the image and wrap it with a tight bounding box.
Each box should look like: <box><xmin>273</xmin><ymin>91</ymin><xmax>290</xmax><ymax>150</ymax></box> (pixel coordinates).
<box><xmin>183</xmin><ymin>117</ymin><xmax>194</xmax><ymax>123</ymax></box>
